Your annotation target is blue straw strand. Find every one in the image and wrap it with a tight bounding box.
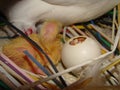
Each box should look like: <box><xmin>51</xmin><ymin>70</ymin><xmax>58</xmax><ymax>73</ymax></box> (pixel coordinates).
<box><xmin>23</xmin><ymin>50</ymin><xmax>65</xmax><ymax>89</ymax></box>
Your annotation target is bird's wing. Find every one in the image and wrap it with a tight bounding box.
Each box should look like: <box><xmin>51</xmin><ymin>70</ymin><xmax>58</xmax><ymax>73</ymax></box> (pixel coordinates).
<box><xmin>42</xmin><ymin>0</ymin><xmax>99</xmax><ymax>6</ymax></box>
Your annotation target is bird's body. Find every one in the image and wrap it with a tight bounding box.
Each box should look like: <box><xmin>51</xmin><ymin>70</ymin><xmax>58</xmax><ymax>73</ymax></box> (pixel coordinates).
<box><xmin>0</xmin><ymin>0</ymin><xmax>120</xmax><ymax>33</ymax></box>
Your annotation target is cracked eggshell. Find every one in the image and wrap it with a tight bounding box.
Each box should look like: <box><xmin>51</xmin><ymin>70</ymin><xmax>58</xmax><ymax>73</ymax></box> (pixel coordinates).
<box><xmin>61</xmin><ymin>36</ymin><xmax>101</xmax><ymax>72</ymax></box>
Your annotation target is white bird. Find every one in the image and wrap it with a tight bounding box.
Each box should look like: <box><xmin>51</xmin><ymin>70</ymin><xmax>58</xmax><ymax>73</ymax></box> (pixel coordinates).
<box><xmin>0</xmin><ymin>0</ymin><xmax>120</xmax><ymax>34</ymax></box>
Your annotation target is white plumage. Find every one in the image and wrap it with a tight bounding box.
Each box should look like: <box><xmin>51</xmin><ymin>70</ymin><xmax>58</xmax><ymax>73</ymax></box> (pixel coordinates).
<box><xmin>0</xmin><ymin>0</ymin><xmax>120</xmax><ymax>33</ymax></box>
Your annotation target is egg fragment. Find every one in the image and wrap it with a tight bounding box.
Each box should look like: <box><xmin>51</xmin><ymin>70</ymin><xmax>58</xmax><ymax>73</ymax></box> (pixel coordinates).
<box><xmin>61</xmin><ymin>36</ymin><xmax>101</xmax><ymax>73</ymax></box>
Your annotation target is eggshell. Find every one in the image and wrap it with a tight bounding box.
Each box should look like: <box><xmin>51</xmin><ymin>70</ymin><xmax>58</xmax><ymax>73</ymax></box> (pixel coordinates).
<box><xmin>61</xmin><ymin>36</ymin><xmax>101</xmax><ymax>72</ymax></box>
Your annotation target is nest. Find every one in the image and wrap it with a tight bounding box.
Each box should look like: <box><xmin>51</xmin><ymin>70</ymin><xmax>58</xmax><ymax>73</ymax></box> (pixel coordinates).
<box><xmin>0</xmin><ymin>4</ymin><xmax>120</xmax><ymax>90</ymax></box>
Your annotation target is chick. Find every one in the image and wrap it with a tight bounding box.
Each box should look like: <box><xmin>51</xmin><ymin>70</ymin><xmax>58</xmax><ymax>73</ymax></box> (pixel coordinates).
<box><xmin>2</xmin><ymin>20</ymin><xmax>63</xmax><ymax>75</ymax></box>
<box><xmin>38</xmin><ymin>20</ymin><xmax>63</xmax><ymax>65</ymax></box>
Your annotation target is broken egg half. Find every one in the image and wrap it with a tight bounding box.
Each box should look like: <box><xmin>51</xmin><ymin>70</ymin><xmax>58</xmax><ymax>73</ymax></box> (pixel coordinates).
<box><xmin>61</xmin><ymin>36</ymin><xmax>101</xmax><ymax>73</ymax></box>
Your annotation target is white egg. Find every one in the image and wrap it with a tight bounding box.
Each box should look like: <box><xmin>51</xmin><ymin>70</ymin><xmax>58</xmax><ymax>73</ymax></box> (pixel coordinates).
<box><xmin>61</xmin><ymin>36</ymin><xmax>101</xmax><ymax>73</ymax></box>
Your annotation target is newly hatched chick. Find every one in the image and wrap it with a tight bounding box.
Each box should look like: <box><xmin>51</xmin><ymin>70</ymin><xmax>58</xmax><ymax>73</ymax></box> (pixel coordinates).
<box><xmin>2</xmin><ymin>20</ymin><xmax>63</xmax><ymax>75</ymax></box>
<box><xmin>38</xmin><ymin>20</ymin><xmax>63</xmax><ymax>65</ymax></box>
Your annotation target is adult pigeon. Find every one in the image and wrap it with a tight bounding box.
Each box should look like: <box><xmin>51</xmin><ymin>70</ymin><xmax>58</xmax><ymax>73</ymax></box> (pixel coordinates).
<box><xmin>0</xmin><ymin>0</ymin><xmax>120</xmax><ymax>34</ymax></box>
